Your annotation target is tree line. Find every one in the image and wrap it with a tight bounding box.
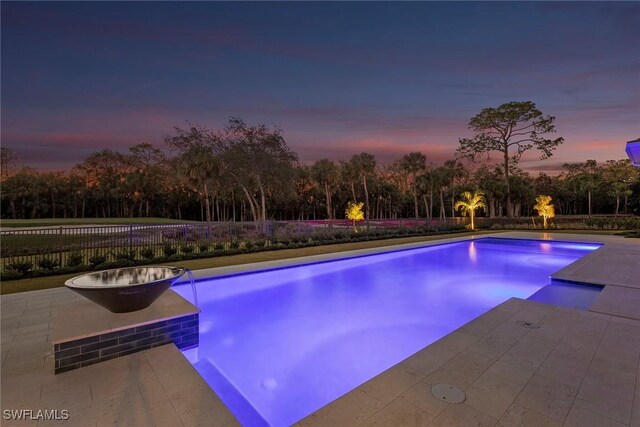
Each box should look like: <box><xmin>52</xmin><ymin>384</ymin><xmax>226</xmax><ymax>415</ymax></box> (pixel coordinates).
<box><xmin>1</xmin><ymin>103</ymin><xmax>638</xmax><ymax>222</ymax></box>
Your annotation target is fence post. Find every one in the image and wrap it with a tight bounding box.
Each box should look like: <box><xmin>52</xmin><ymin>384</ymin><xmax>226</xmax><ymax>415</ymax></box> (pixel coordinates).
<box><xmin>59</xmin><ymin>227</ymin><xmax>63</xmax><ymax>267</ymax></box>
<box><xmin>129</xmin><ymin>224</ymin><xmax>133</xmax><ymax>252</ymax></box>
<box><xmin>184</xmin><ymin>224</ymin><xmax>188</xmax><ymax>246</ymax></box>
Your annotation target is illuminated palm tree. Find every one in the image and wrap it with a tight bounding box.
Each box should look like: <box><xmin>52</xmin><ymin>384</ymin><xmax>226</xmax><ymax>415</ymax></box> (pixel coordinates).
<box><xmin>454</xmin><ymin>190</ymin><xmax>486</xmax><ymax>230</ymax></box>
<box><xmin>533</xmin><ymin>195</ymin><xmax>555</xmax><ymax>229</ymax></box>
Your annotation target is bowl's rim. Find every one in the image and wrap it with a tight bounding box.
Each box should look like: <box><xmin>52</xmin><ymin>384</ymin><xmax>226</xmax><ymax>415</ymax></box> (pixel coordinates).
<box><xmin>64</xmin><ymin>266</ymin><xmax>186</xmax><ymax>289</ymax></box>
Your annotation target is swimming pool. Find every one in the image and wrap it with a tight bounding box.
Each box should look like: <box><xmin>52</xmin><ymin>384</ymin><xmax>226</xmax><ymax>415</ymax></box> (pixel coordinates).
<box><xmin>174</xmin><ymin>237</ymin><xmax>600</xmax><ymax>426</ymax></box>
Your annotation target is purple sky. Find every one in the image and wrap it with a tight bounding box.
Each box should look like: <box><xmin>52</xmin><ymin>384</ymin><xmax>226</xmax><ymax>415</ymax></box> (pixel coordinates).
<box><xmin>2</xmin><ymin>2</ymin><xmax>639</xmax><ymax>173</ymax></box>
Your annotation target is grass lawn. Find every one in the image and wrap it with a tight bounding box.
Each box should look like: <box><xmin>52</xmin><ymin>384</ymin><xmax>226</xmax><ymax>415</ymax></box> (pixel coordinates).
<box><xmin>0</xmin><ymin>217</ymin><xmax>202</xmax><ymax>228</ymax></box>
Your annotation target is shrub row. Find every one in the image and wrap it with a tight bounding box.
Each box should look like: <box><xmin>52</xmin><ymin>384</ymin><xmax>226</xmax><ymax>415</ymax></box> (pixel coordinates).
<box><xmin>1</xmin><ymin>225</ymin><xmax>466</xmax><ymax>281</ymax></box>
<box><xmin>488</xmin><ymin>216</ymin><xmax>640</xmax><ymax>231</ymax></box>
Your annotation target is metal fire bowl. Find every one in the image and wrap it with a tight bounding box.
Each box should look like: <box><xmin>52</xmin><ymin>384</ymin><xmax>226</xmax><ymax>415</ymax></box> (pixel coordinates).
<box><xmin>65</xmin><ymin>266</ymin><xmax>185</xmax><ymax>313</ymax></box>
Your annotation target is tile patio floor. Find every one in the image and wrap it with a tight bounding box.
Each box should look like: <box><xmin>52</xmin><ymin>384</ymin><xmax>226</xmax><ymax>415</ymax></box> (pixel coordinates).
<box><xmin>1</xmin><ymin>232</ymin><xmax>639</xmax><ymax>426</ymax></box>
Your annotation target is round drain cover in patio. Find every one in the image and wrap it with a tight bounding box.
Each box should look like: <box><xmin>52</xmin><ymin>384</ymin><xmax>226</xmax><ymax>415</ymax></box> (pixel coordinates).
<box><xmin>431</xmin><ymin>384</ymin><xmax>466</xmax><ymax>403</ymax></box>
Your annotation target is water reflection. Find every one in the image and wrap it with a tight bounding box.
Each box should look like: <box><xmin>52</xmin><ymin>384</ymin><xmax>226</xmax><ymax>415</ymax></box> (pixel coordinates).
<box><xmin>468</xmin><ymin>241</ymin><xmax>477</xmax><ymax>263</ymax></box>
<box><xmin>70</xmin><ymin>266</ymin><xmax>183</xmax><ymax>288</ymax></box>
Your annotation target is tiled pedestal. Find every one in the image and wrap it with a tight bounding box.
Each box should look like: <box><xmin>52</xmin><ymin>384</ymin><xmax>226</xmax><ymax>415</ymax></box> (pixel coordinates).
<box><xmin>52</xmin><ymin>289</ymin><xmax>198</xmax><ymax>374</ymax></box>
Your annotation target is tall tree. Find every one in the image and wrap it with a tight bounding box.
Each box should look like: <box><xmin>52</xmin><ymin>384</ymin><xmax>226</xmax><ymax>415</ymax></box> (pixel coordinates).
<box><xmin>432</xmin><ymin>166</ymin><xmax>452</xmax><ymax>221</ymax></box>
<box><xmin>176</xmin><ymin>146</ymin><xmax>220</xmax><ymax>222</ymax></box>
<box><xmin>75</xmin><ymin>150</ymin><xmax>128</xmax><ymax>217</ymax></box>
<box><xmin>563</xmin><ymin>160</ymin><xmax>600</xmax><ymax>217</ymax></box>
<box><xmin>457</xmin><ymin>101</ymin><xmax>563</xmax><ymax>217</ymax></box>
<box><xmin>223</xmin><ymin>117</ymin><xmax>297</xmax><ymax>222</ymax></box>
<box><xmin>311</xmin><ymin>159</ymin><xmax>339</xmax><ymax>227</ymax></box>
<box><xmin>417</xmin><ymin>170</ymin><xmax>436</xmax><ymax>220</ymax></box>
<box><xmin>0</xmin><ymin>147</ymin><xmax>20</xmax><ymax>180</ymax></box>
<box><xmin>128</xmin><ymin>143</ymin><xmax>166</xmax><ymax>217</ymax></box>
<box><xmin>603</xmin><ymin>159</ymin><xmax>638</xmax><ymax>215</ymax></box>
<box><xmin>472</xmin><ymin>166</ymin><xmax>505</xmax><ymax>218</ymax></box>
<box><xmin>400</xmin><ymin>152</ymin><xmax>427</xmax><ymax>219</ymax></box>
<box><xmin>349</xmin><ymin>153</ymin><xmax>376</xmax><ymax>225</ymax></box>
<box><xmin>444</xmin><ymin>160</ymin><xmax>468</xmax><ymax>218</ymax></box>
<box><xmin>340</xmin><ymin>160</ymin><xmax>359</xmax><ymax>202</ymax></box>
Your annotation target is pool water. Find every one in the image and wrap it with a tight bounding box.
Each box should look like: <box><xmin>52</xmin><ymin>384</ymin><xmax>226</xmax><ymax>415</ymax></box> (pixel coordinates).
<box><xmin>174</xmin><ymin>237</ymin><xmax>600</xmax><ymax>426</ymax></box>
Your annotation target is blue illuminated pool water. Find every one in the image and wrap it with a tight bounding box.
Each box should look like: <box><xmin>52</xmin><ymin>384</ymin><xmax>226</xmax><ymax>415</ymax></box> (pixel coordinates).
<box><xmin>174</xmin><ymin>237</ymin><xmax>600</xmax><ymax>426</ymax></box>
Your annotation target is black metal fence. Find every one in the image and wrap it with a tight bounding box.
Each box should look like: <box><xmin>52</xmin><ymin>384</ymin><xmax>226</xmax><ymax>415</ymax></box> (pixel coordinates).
<box><xmin>0</xmin><ymin>220</ymin><xmax>442</xmax><ymax>274</ymax></box>
<box><xmin>0</xmin><ymin>222</ymin><xmax>273</xmax><ymax>272</ymax></box>
<box><xmin>3</xmin><ymin>215</ymin><xmax>631</xmax><ymax>276</ymax></box>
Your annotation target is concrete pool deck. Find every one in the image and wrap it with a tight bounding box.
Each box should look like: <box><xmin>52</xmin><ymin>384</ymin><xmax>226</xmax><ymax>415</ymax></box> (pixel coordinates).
<box><xmin>1</xmin><ymin>232</ymin><xmax>639</xmax><ymax>426</ymax></box>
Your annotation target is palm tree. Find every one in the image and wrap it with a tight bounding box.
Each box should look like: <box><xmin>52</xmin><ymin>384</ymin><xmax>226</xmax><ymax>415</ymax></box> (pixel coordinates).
<box><xmin>454</xmin><ymin>190</ymin><xmax>486</xmax><ymax>230</ymax></box>
<box><xmin>432</xmin><ymin>167</ymin><xmax>452</xmax><ymax>222</ymax></box>
<box><xmin>533</xmin><ymin>195</ymin><xmax>555</xmax><ymax>229</ymax></box>
<box><xmin>349</xmin><ymin>153</ymin><xmax>376</xmax><ymax>225</ymax></box>
<box><xmin>178</xmin><ymin>146</ymin><xmax>221</xmax><ymax>222</ymax></box>
<box><xmin>311</xmin><ymin>159</ymin><xmax>339</xmax><ymax>228</ymax></box>
<box><xmin>444</xmin><ymin>160</ymin><xmax>467</xmax><ymax>218</ymax></box>
<box><xmin>400</xmin><ymin>152</ymin><xmax>426</xmax><ymax>219</ymax></box>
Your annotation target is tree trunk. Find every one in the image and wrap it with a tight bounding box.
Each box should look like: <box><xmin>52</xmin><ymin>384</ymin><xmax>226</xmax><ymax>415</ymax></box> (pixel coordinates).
<box><xmin>489</xmin><ymin>199</ymin><xmax>496</xmax><ymax>218</ymax></box>
<box><xmin>231</xmin><ymin>188</ymin><xmax>236</xmax><ymax>222</ymax></box>
<box><xmin>239</xmin><ymin>185</ymin><xmax>259</xmax><ymax>222</ymax></box>
<box><xmin>363</xmin><ymin>175</ymin><xmax>370</xmax><ymax>228</ymax></box>
<box><xmin>429</xmin><ymin>189</ymin><xmax>434</xmax><ymax>220</ymax></box>
<box><xmin>503</xmin><ymin>149</ymin><xmax>512</xmax><ymax>218</ymax></box>
<box><xmin>615</xmin><ymin>196</ymin><xmax>620</xmax><ymax>216</ymax></box>
<box><xmin>450</xmin><ymin>186</ymin><xmax>455</xmax><ymax>219</ymax></box>
<box><xmin>351</xmin><ymin>182</ymin><xmax>357</xmax><ymax>202</ymax></box>
<box><xmin>203</xmin><ymin>182</ymin><xmax>212</xmax><ymax>222</ymax></box>
<box><xmin>258</xmin><ymin>182</ymin><xmax>267</xmax><ymax>221</ymax></box>
<box><xmin>412</xmin><ymin>180</ymin><xmax>419</xmax><ymax>219</ymax></box>
<box><xmin>588</xmin><ymin>189</ymin><xmax>592</xmax><ymax>218</ymax></box>
<box><xmin>324</xmin><ymin>181</ymin><xmax>333</xmax><ymax>229</ymax></box>
<box><xmin>439</xmin><ymin>189</ymin><xmax>445</xmax><ymax>222</ymax></box>
<box><xmin>423</xmin><ymin>196</ymin><xmax>430</xmax><ymax>220</ymax></box>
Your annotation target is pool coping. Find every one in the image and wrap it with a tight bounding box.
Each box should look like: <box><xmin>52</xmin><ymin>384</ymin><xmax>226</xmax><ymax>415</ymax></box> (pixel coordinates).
<box><xmin>175</xmin><ymin>235</ymin><xmax>603</xmax><ymax>288</ymax></box>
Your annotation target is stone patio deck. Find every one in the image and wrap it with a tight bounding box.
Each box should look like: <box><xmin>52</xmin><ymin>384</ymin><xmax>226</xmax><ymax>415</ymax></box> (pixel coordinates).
<box><xmin>1</xmin><ymin>232</ymin><xmax>639</xmax><ymax>426</ymax></box>
<box><xmin>299</xmin><ymin>298</ymin><xmax>640</xmax><ymax>427</ymax></box>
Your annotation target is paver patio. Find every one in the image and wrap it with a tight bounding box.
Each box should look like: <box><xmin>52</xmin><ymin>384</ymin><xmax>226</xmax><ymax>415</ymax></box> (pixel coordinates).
<box><xmin>1</xmin><ymin>232</ymin><xmax>639</xmax><ymax>426</ymax></box>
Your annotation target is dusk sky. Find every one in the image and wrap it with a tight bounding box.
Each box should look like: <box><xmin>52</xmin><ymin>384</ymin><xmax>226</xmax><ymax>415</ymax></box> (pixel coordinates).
<box><xmin>2</xmin><ymin>2</ymin><xmax>638</xmax><ymax>173</ymax></box>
